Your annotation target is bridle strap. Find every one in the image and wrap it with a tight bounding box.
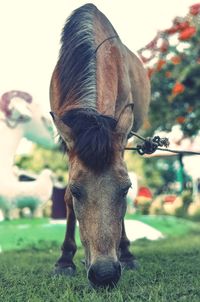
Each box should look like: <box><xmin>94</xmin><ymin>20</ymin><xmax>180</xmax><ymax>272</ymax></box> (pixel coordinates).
<box><xmin>95</xmin><ymin>35</ymin><xmax>119</xmax><ymax>54</ymax></box>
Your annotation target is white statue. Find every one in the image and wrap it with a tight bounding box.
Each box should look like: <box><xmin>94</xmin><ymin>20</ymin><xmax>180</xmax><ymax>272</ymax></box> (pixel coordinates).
<box><xmin>0</xmin><ymin>90</ymin><xmax>55</xmax><ymax>219</ymax></box>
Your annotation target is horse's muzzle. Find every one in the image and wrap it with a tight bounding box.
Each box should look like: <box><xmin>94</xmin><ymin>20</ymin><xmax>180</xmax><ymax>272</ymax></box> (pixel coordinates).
<box><xmin>87</xmin><ymin>260</ymin><xmax>121</xmax><ymax>288</ymax></box>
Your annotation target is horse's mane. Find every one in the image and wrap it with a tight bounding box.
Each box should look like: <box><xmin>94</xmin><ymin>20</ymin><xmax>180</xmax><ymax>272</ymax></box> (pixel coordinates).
<box><xmin>57</xmin><ymin>4</ymin><xmax>119</xmax><ymax>171</ymax></box>
<box><xmin>58</xmin><ymin>4</ymin><xmax>97</xmax><ymax>107</ymax></box>
<box><xmin>61</xmin><ymin>109</ymin><xmax>117</xmax><ymax>172</ymax></box>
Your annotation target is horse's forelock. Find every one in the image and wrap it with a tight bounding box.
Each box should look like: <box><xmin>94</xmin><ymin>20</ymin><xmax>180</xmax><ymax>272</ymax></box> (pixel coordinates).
<box><xmin>61</xmin><ymin>109</ymin><xmax>117</xmax><ymax>171</ymax></box>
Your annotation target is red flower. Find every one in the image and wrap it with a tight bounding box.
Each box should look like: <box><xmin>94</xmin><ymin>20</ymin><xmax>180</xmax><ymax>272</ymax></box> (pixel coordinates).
<box><xmin>147</xmin><ymin>67</ymin><xmax>154</xmax><ymax>78</ymax></box>
<box><xmin>156</xmin><ymin>59</ymin><xmax>166</xmax><ymax>71</ymax></box>
<box><xmin>190</xmin><ymin>3</ymin><xmax>200</xmax><ymax>15</ymax></box>
<box><xmin>171</xmin><ymin>56</ymin><xmax>181</xmax><ymax>65</ymax></box>
<box><xmin>187</xmin><ymin>106</ymin><xmax>193</xmax><ymax>113</ymax></box>
<box><xmin>146</xmin><ymin>36</ymin><xmax>159</xmax><ymax>49</ymax></box>
<box><xmin>164</xmin><ymin>195</ymin><xmax>177</xmax><ymax>203</ymax></box>
<box><xmin>165</xmin><ymin>25</ymin><xmax>180</xmax><ymax>35</ymax></box>
<box><xmin>165</xmin><ymin>21</ymin><xmax>191</xmax><ymax>35</ymax></box>
<box><xmin>176</xmin><ymin>116</ymin><xmax>186</xmax><ymax>124</ymax></box>
<box><xmin>165</xmin><ymin>71</ymin><xmax>172</xmax><ymax>78</ymax></box>
<box><xmin>179</xmin><ymin>26</ymin><xmax>196</xmax><ymax>40</ymax></box>
<box><xmin>138</xmin><ymin>187</ymin><xmax>153</xmax><ymax>199</ymax></box>
<box><xmin>172</xmin><ymin>82</ymin><xmax>185</xmax><ymax>95</ymax></box>
<box><xmin>160</xmin><ymin>40</ymin><xmax>169</xmax><ymax>52</ymax></box>
<box><xmin>178</xmin><ymin>21</ymin><xmax>190</xmax><ymax>30</ymax></box>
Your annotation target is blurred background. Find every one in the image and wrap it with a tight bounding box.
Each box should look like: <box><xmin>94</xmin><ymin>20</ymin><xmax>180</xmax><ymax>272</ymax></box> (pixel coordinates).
<box><xmin>0</xmin><ymin>0</ymin><xmax>200</xmax><ymax>252</ymax></box>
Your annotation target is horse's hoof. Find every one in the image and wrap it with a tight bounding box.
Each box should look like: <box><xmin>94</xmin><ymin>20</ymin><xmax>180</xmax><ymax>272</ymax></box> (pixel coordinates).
<box><xmin>53</xmin><ymin>265</ymin><xmax>76</xmax><ymax>277</ymax></box>
<box><xmin>120</xmin><ymin>259</ymin><xmax>139</xmax><ymax>270</ymax></box>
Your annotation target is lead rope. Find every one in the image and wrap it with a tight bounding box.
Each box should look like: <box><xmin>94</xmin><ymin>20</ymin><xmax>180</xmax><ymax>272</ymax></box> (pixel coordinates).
<box><xmin>125</xmin><ymin>131</ymin><xmax>200</xmax><ymax>156</ymax></box>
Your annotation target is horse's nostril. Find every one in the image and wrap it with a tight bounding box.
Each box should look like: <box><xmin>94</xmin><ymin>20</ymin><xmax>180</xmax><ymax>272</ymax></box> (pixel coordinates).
<box><xmin>88</xmin><ymin>260</ymin><xmax>121</xmax><ymax>287</ymax></box>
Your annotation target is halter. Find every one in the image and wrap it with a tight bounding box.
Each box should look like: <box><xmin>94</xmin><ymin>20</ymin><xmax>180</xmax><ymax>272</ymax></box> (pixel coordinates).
<box><xmin>95</xmin><ymin>35</ymin><xmax>119</xmax><ymax>54</ymax></box>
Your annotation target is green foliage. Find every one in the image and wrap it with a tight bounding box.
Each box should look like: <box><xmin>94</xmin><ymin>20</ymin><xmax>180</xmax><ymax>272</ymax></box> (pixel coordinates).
<box><xmin>190</xmin><ymin>208</ymin><xmax>200</xmax><ymax>221</ymax></box>
<box><xmin>124</xmin><ymin>150</ymin><xmax>178</xmax><ymax>193</ymax></box>
<box><xmin>136</xmin><ymin>7</ymin><xmax>200</xmax><ymax>192</ymax></box>
<box><xmin>182</xmin><ymin>190</ymin><xmax>193</xmax><ymax>208</ymax></box>
<box><xmin>149</xmin><ymin>47</ymin><xmax>200</xmax><ymax>136</ymax></box>
<box><xmin>15</xmin><ymin>144</ymin><xmax>68</xmax><ymax>183</ymax></box>
<box><xmin>140</xmin><ymin>8</ymin><xmax>200</xmax><ymax>137</ymax></box>
<box><xmin>142</xmin><ymin>157</ymin><xmax>177</xmax><ymax>192</ymax></box>
<box><xmin>125</xmin><ymin>143</ymin><xmax>178</xmax><ymax>191</ymax></box>
<box><xmin>136</xmin><ymin>199</ymin><xmax>152</xmax><ymax>215</ymax></box>
<box><xmin>124</xmin><ymin>151</ymin><xmax>145</xmax><ymax>178</ymax></box>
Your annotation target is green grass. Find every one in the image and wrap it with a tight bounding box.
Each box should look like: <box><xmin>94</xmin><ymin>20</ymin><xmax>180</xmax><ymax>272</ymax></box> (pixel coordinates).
<box><xmin>0</xmin><ymin>218</ymin><xmax>81</xmax><ymax>252</ymax></box>
<box><xmin>0</xmin><ymin>232</ymin><xmax>200</xmax><ymax>301</ymax></box>
<box><xmin>0</xmin><ymin>215</ymin><xmax>199</xmax><ymax>252</ymax></box>
<box><xmin>126</xmin><ymin>214</ymin><xmax>199</xmax><ymax>236</ymax></box>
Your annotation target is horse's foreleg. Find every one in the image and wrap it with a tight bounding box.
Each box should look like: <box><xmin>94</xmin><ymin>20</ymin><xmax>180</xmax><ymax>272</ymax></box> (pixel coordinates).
<box><xmin>54</xmin><ymin>191</ymin><xmax>77</xmax><ymax>276</ymax></box>
<box><xmin>119</xmin><ymin>220</ymin><xmax>138</xmax><ymax>269</ymax></box>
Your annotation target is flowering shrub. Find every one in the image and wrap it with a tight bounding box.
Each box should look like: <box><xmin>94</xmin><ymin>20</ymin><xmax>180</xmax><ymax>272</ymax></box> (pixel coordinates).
<box><xmin>190</xmin><ymin>3</ymin><xmax>200</xmax><ymax>15</ymax></box>
<box><xmin>171</xmin><ymin>56</ymin><xmax>181</xmax><ymax>65</ymax></box>
<box><xmin>135</xmin><ymin>196</ymin><xmax>152</xmax><ymax>215</ymax></box>
<box><xmin>149</xmin><ymin>196</ymin><xmax>165</xmax><ymax>215</ymax></box>
<box><xmin>178</xmin><ymin>26</ymin><xmax>196</xmax><ymax>40</ymax></box>
<box><xmin>172</xmin><ymin>82</ymin><xmax>185</xmax><ymax>95</ymax></box>
<box><xmin>188</xmin><ymin>201</ymin><xmax>200</xmax><ymax>220</ymax></box>
<box><xmin>138</xmin><ymin>3</ymin><xmax>200</xmax><ymax>136</ymax></box>
<box><xmin>149</xmin><ymin>193</ymin><xmax>193</xmax><ymax>217</ymax></box>
<box><xmin>164</xmin><ymin>196</ymin><xmax>183</xmax><ymax>216</ymax></box>
<box><xmin>176</xmin><ymin>116</ymin><xmax>185</xmax><ymax>124</ymax></box>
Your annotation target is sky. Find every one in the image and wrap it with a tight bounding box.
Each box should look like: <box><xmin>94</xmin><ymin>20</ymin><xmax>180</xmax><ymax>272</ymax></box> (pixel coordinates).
<box><xmin>0</xmin><ymin>0</ymin><xmax>196</xmax><ymax>114</ymax></box>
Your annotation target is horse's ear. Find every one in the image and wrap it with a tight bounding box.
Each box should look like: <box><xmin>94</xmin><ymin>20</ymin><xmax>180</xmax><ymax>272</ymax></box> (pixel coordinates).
<box><xmin>50</xmin><ymin>112</ymin><xmax>74</xmax><ymax>149</ymax></box>
<box><xmin>115</xmin><ymin>104</ymin><xmax>134</xmax><ymax>147</ymax></box>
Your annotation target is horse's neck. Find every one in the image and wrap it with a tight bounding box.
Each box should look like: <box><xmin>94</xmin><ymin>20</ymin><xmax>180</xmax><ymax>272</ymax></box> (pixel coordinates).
<box><xmin>0</xmin><ymin>121</ymin><xmax>23</xmax><ymax>176</ymax></box>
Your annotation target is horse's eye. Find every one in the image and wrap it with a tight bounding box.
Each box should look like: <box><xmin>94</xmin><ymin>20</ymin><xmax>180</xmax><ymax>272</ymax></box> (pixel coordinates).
<box><xmin>70</xmin><ymin>185</ymin><xmax>82</xmax><ymax>200</ymax></box>
<box><xmin>120</xmin><ymin>186</ymin><xmax>131</xmax><ymax>198</ymax></box>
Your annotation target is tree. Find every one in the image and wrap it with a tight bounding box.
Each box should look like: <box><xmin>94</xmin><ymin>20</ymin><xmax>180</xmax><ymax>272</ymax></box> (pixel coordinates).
<box><xmin>139</xmin><ymin>3</ymin><xmax>200</xmax><ymax>137</ymax></box>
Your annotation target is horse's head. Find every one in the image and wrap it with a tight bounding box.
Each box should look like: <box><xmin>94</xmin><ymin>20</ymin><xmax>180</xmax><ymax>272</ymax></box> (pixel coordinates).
<box><xmin>52</xmin><ymin>105</ymin><xmax>133</xmax><ymax>287</ymax></box>
<box><xmin>0</xmin><ymin>91</ymin><xmax>54</xmax><ymax>148</ymax></box>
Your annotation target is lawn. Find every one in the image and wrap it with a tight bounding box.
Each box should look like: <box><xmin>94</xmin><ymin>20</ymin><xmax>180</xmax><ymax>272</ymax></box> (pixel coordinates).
<box><xmin>0</xmin><ymin>218</ymin><xmax>75</xmax><ymax>252</ymax></box>
<box><xmin>0</xmin><ymin>216</ymin><xmax>200</xmax><ymax>301</ymax></box>
<box><xmin>126</xmin><ymin>214</ymin><xmax>199</xmax><ymax>236</ymax></box>
<box><xmin>0</xmin><ymin>232</ymin><xmax>200</xmax><ymax>301</ymax></box>
<box><xmin>0</xmin><ymin>215</ymin><xmax>199</xmax><ymax>252</ymax></box>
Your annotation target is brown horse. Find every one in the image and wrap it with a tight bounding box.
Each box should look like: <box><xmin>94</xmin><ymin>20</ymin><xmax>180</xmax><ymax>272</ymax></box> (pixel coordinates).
<box><xmin>50</xmin><ymin>3</ymin><xmax>150</xmax><ymax>288</ymax></box>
